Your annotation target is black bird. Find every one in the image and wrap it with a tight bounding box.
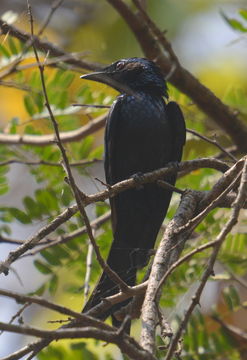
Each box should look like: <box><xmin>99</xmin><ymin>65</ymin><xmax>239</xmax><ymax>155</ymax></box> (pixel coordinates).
<box><xmin>81</xmin><ymin>58</ymin><xmax>186</xmax><ymax>326</ymax></box>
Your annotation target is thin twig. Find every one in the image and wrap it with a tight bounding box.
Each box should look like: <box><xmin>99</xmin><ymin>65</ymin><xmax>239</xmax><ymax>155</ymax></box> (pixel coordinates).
<box><xmin>187</xmin><ymin>128</ymin><xmax>237</xmax><ymax>162</ymax></box>
<box><xmin>157</xmin><ymin>180</ymin><xmax>184</xmax><ymax>195</ymax></box>
<box><xmin>24</xmin><ymin>211</ymin><xmax>111</xmax><ymax>255</ymax></box>
<box><xmin>84</xmin><ymin>238</ymin><xmax>94</xmax><ymax>299</ymax></box>
<box><xmin>0</xmin><ymin>158</ymin><xmax>100</xmax><ymax>168</ymax></box>
<box><xmin>0</xmin><ymin>302</ymin><xmax>30</xmax><ymax>336</ymax></box>
<box><xmin>0</xmin><ymin>288</ymin><xmax>88</xmax><ymax>321</ymax></box>
<box><xmin>175</xmin><ymin>168</ymin><xmax>242</xmax><ymax>235</ymax></box>
<box><xmin>154</xmin><ymin>239</ymin><xmax>219</xmax><ymax>300</ymax></box>
<box><xmin>132</xmin><ymin>0</ymin><xmax>179</xmax><ymax>65</ymax></box>
<box><xmin>29</xmin><ymin>1</ymin><xmax>130</xmax><ymax>295</ymax></box>
<box><xmin>73</xmin><ymin>103</ymin><xmax>111</xmax><ymax>109</ymax></box>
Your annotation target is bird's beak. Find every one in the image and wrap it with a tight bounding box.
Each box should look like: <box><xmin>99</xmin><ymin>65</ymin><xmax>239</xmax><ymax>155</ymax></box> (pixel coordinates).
<box><xmin>80</xmin><ymin>71</ymin><xmax>113</xmax><ymax>87</ymax></box>
<box><xmin>81</xmin><ymin>71</ymin><xmax>135</xmax><ymax>96</ymax></box>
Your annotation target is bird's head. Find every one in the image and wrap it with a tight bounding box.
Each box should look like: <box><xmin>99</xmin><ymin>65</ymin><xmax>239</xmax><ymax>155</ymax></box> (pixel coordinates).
<box><xmin>81</xmin><ymin>58</ymin><xmax>168</xmax><ymax>98</ymax></box>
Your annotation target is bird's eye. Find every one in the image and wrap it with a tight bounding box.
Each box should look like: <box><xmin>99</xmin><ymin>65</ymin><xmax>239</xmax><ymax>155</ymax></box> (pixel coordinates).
<box><xmin>116</xmin><ymin>61</ymin><xmax>125</xmax><ymax>70</ymax></box>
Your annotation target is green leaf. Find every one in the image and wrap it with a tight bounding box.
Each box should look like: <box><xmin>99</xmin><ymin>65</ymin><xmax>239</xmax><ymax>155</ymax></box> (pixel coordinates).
<box><xmin>9</xmin><ymin>208</ymin><xmax>31</xmax><ymax>224</ymax></box>
<box><xmin>33</xmin><ymin>93</ymin><xmax>44</xmax><ymax>112</ymax></box>
<box><xmin>0</xmin><ymin>44</ymin><xmax>10</xmax><ymax>58</ymax></box>
<box><xmin>35</xmin><ymin>189</ymin><xmax>59</xmax><ymax>213</ymax></box>
<box><xmin>51</xmin><ymin>245</ymin><xmax>69</xmax><ymax>259</ymax></box>
<box><xmin>78</xmin><ymin>136</ymin><xmax>93</xmax><ymax>159</ymax></box>
<box><xmin>29</xmin><ymin>283</ymin><xmax>46</xmax><ymax>296</ymax></box>
<box><xmin>70</xmin><ymin>342</ymin><xmax>97</xmax><ymax>359</ymax></box>
<box><xmin>8</xmin><ymin>37</ymin><xmax>18</xmax><ymax>55</ymax></box>
<box><xmin>70</xmin><ymin>342</ymin><xmax>86</xmax><ymax>350</ymax></box>
<box><xmin>228</xmin><ymin>285</ymin><xmax>240</xmax><ymax>308</ymax></box>
<box><xmin>61</xmin><ymin>186</ymin><xmax>72</xmax><ymax>207</ymax></box>
<box><xmin>34</xmin><ymin>260</ymin><xmax>52</xmax><ymax>274</ymax></box>
<box><xmin>24</xmin><ymin>95</ymin><xmax>35</xmax><ymax>116</ymax></box>
<box><xmin>49</xmin><ymin>274</ymin><xmax>58</xmax><ymax>294</ymax></box>
<box><xmin>239</xmin><ymin>8</ymin><xmax>247</xmax><ymax>21</ymax></box>
<box><xmin>51</xmin><ymin>69</ymin><xmax>65</xmax><ymax>86</ymax></box>
<box><xmin>221</xmin><ymin>11</ymin><xmax>247</xmax><ymax>32</ymax></box>
<box><xmin>0</xmin><ymin>176</ymin><xmax>7</xmax><ymax>184</ymax></box>
<box><xmin>23</xmin><ymin>196</ymin><xmax>42</xmax><ymax>219</ymax></box>
<box><xmin>38</xmin><ymin>345</ymin><xmax>65</xmax><ymax>360</ymax></box>
<box><xmin>57</xmin><ymin>90</ymin><xmax>68</xmax><ymax>109</ymax></box>
<box><xmin>0</xmin><ymin>184</ymin><xmax>9</xmax><ymax>195</ymax></box>
<box><xmin>223</xmin><ymin>287</ymin><xmax>234</xmax><ymax>311</ymax></box>
<box><xmin>0</xmin><ymin>165</ymin><xmax>9</xmax><ymax>175</ymax></box>
<box><xmin>41</xmin><ymin>249</ymin><xmax>61</xmax><ymax>266</ymax></box>
<box><xmin>61</xmin><ymin>73</ymin><xmax>75</xmax><ymax>88</ymax></box>
<box><xmin>88</xmin><ymin>145</ymin><xmax>103</xmax><ymax>160</ymax></box>
<box><xmin>0</xmin><ymin>224</ymin><xmax>11</xmax><ymax>234</ymax></box>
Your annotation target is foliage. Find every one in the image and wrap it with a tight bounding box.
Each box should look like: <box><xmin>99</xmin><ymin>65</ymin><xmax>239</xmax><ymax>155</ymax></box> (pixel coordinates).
<box><xmin>0</xmin><ymin>4</ymin><xmax>247</xmax><ymax>360</ymax></box>
<box><xmin>221</xmin><ymin>9</ymin><xmax>247</xmax><ymax>33</ymax></box>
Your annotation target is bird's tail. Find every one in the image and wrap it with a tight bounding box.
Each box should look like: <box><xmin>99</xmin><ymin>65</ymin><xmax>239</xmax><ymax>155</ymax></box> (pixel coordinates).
<box><xmin>82</xmin><ymin>238</ymin><xmax>140</xmax><ymax>327</ymax></box>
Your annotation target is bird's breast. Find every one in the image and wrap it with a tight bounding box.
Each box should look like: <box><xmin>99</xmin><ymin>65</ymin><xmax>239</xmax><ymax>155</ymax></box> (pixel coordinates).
<box><xmin>110</xmin><ymin>93</ymin><xmax>172</xmax><ymax>179</ymax></box>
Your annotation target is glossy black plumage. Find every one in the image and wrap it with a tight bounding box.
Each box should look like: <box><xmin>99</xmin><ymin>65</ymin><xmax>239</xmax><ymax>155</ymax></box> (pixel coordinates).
<box><xmin>81</xmin><ymin>58</ymin><xmax>186</xmax><ymax>326</ymax></box>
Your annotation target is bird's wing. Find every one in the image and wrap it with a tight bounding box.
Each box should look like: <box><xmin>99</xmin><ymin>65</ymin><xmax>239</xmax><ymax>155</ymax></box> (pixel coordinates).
<box><xmin>166</xmin><ymin>101</ymin><xmax>186</xmax><ymax>162</ymax></box>
<box><xmin>104</xmin><ymin>98</ymin><xmax>123</xmax><ymax>232</ymax></box>
<box><xmin>104</xmin><ymin>98</ymin><xmax>122</xmax><ymax>185</ymax></box>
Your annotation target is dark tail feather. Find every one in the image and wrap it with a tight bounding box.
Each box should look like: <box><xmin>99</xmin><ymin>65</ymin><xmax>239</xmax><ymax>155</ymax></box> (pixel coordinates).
<box><xmin>82</xmin><ymin>241</ymin><xmax>138</xmax><ymax>327</ymax></box>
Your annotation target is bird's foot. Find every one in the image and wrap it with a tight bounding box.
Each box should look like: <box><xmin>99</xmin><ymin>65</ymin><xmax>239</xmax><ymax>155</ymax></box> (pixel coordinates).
<box><xmin>167</xmin><ymin>161</ymin><xmax>180</xmax><ymax>172</ymax></box>
<box><xmin>131</xmin><ymin>172</ymin><xmax>145</xmax><ymax>189</ymax></box>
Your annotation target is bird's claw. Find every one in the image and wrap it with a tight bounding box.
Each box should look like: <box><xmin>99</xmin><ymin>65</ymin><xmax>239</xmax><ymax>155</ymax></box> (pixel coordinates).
<box><xmin>167</xmin><ymin>161</ymin><xmax>180</xmax><ymax>171</ymax></box>
<box><xmin>131</xmin><ymin>172</ymin><xmax>145</xmax><ymax>189</ymax></box>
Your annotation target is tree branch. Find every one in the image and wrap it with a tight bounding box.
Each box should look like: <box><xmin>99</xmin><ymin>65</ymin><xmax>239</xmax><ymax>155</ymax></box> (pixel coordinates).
<box><xmin>164</xmin><ymin>158</ymin><xmax>247</xmax><ymax>360</ymax></box>
<box><xmin>106</xmin><ymin>0</ymin><xmax>247</xmax><ymax>152</ymax></box>
<box><xmin>0</xmin><ymin>114</ymin><xmax>106</xmax><ymax>146</ymax></box>
<box><xmin>0</xmin><ymin>19</ymin><xmax>99</xmax><ymax>77</ymax></box>
<box><xmin>0</xmin><ymin>321</ymin><xmax>157</xmax><ymax>360</ymax></box>
<box><xmin>0</xmin><ymin>157</ymin><xmax>231</xmax><ymax>276</ymax></box>
<box><xmin>140</xmin><ymin>190</ymin><xmax>200</xmax><ymax>353</ymax></box>
<box><xmin>140</xmin><ymin>156</ymin><xmax>246</xmax><ymax>354</ymax></box>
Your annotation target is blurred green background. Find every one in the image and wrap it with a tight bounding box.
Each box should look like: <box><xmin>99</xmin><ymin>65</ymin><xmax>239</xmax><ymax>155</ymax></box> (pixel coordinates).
<box><xmin>0</xmin><ymin>0</ymin><xmax>246</xmax><ymax>359</ymax></box>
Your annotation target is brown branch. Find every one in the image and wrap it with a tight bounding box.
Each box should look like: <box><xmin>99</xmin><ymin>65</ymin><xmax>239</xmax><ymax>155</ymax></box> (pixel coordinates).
<box><xmin>0</xmin><ymin>0</ymin><xmax>64</xmax><ymax>81</ymax></box>
<box><xmin>0</xmin><ymin>19</ymin><xmax>99</xmax><ymax>77</ymax></box>
<box><xmin>24</xmin><ymin>210</ymin><xmax>111</xmax><ymax>255</ymax></box>
<box><xmin>0</xmin><ymin>302</ymin><xmax>30</xmax><ymax>336</ymax></box>
<box><xmin>0</xmin><ymin>158</ymin><xmax>100</xmax><ymax>168</ymax></box>
<box><xmin>107</xmin><ymin>0</ymin><xmax>247</xmax><ymax>152</ymax></box>
<box><xmin>0</xmin><ymin>322</ymin><xmax>157</xmax><ymax>360</ymax></box>
<box><xmin>0</xmin><ymin>80</ymin><xmax>37</xmax><ymax>92</ymax></box>
<box><xmin>140</xmin><ymin>157</ymin><xmax>246</xmax><ymax>354</ymax></box>
<box><xmin>0</xmin><ymin>114</ymin><xmax>106</xmax><ymax>146</ymax></box>
<box><xmin>0</xmin><ymin>340</ymin><xmax>45</xmax><ymax>360</ymax></box>
<box><xmin>164</xmin><ymin>158</ymin><xmax>247</xmax><ymax>360</ymax></box>
<box><xmin>198</xmin><ymin>156</ymin><xmax>245</xmax><ymax>210</ymax></box>
<box><xmin>186</xmin><ymin>128</ymin><xmax>237</xmax><ymax>162</ymax></box>
<box><xmin>1</xmin><ymin>189</ymin><xmax>245</xmax><ymax>248</ymax></box>
<box><xmin>0</xmin><ymin>203</ymin><xmax>78</xmax><ymax>275</ymax></box>
<box><xmin>0</xmin><ymin>157</ymin><xmax>231</xmax><ymax>275</ymax></box>
<box><xmin>140</xmin><ymin>190</ymin><xmax>200</xmax><ymax>353</ymax></box>
<box><xmin>154</xmin><ymin>239</ymin><xmax>219</xmax><ymax>299</ymax></box>
<box><xmin>0</xmin><ymin>288</ymin><xmax>88</xmax><ymax>322</ymax></box>
<box><xmin>225</xmin><ymin>267</ymin><xmax>247</xmax><ymax>290</ymax></box>
<box><xmin>175</xmin><ymin>161</ymin><xmax>244</xmax><ymax>235</ymax></box>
